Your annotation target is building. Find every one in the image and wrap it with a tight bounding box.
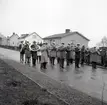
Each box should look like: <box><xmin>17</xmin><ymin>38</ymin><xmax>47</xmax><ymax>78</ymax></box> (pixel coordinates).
<box><xmin>43</xmin><ymin>29</ymin><xmax>90</xmax><ymax>47</ymax></box>
<box><xmin>18</xmin><ymin>32</ymin><xmax>43</xmax><ymax>44</ymax></box>
<box><xmin>8</xmin><ymin>33</ymin><xmax>19</xmax><ymax>46</ymax></box>
<box><xmin>0</xmin><ymin>33</ymin><xmax>8</xmax><ymax>45</ymax></box>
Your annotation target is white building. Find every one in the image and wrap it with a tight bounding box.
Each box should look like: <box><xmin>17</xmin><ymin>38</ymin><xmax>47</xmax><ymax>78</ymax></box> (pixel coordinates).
<box><xmin>43</xmin><ymin>29</ymin><xmax>90</xmax><ymax>48</ymax></box>
<box><xmin>8</xmin><ymin>33</ymin><xmax>19</xmax><ymax>46</ymax></box>
<box><xmin>18</xmin><ymin>32</ymin><xmax>43</xmax><ymax>44</ymax></box>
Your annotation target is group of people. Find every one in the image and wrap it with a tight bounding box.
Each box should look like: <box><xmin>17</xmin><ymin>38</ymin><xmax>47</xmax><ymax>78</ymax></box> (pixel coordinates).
<box><xmin>19</xmin><ymin>41</ymin><xmax>107</xmax><ymax>70</ymax></box>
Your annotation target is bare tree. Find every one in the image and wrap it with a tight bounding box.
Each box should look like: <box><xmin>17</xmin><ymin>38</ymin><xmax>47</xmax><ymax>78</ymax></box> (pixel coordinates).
<box><xmin>96</xmin><ymin>36</ymin><xmax>107</xmax><ymax>47</ymax></box>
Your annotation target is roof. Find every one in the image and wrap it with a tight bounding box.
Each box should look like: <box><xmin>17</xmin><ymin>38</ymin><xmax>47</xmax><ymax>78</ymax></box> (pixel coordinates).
<box><xmin>9</xmin><ymin>33</ymin><xmax>19</xmax><ymax>39</ymax></box>
<box><xmin>18</xmin><ymin>34</ymin><xmax>29</xmax><ymax>39</ymax></box>
<box><xmin>0</xmin><ymin>33</ymin><xmax>6</xmax><ymax>38</ymax></box>
<box><xmin>18</xmin><ymin>32</ymin><xmax>43</xmax><ymax>39</ymax></box>
<box><xmin>43</xmin><ymin>31</ymin><xmax>90</xmax><ymax>41</ymax></box>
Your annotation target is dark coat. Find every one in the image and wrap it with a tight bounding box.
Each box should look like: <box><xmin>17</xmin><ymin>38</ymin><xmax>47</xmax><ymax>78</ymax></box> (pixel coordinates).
<box><xmin>75</xmin><ymin>47</ymin><xmax>80</xmax><ymax>59</ymax></box>
<box><xmin>30</xmin><ymin>44</ymin><xmax>39</xmax><ymax>59</ymax></box>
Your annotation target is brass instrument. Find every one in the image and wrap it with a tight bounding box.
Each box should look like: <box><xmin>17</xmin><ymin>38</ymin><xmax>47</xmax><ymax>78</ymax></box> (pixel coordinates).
<box><xmin>30</xmin><ymin>44</ymin><xmax>39</xmax><ymax>51</ymax></box>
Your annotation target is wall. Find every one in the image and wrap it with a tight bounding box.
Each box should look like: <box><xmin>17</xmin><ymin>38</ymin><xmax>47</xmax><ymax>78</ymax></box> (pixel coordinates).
<box><xmin>61</xmin><ymin>33</ymin><xmax>89</xmax><ymax>47</ymax></box>
<box><xmin>44</xmin><ymin>38</ymin><xmax>61</xmax><ymax>45</ymax></box>
<box><xmin>1</xmin><ymin>37</ymin><xmax>8</xmax><ymax>45</ymax></box>
<box><xmin>25</xmin><ymin>33</ymin><xmax>43</xmax><ymax>44</ymax></box>
<box><xmin>9</xmin><ymin>35</ymin><xmax>19</xmax><ymax>46</ymax></box>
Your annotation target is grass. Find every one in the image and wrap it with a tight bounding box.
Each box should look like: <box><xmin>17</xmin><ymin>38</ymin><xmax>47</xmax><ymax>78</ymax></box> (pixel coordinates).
<box><xmin>0</xmin><ymin>59</ymin><xmax>67</xmax><ymax>105</ymax></box>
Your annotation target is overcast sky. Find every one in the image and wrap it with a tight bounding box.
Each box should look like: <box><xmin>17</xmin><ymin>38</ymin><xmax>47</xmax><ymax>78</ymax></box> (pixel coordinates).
<box><xmin>0</xmin><ymin>0</ymin><xmax>107</xmax><ymax>47</ymax></box>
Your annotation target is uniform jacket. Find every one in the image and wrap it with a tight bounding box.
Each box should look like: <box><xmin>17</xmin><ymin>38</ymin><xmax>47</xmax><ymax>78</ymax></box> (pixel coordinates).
<box><xmin>24</xmin><ymin>44</ymin><xmax>31</xmax><ymax>58</ymax></box>
<box><xmin>30</xmin><ymin>44</ymin><xmax>39</xmax><ymax>58</ymax></box>
<box><xmin>58</xmin><ymin>46</ymin><xmax>66</xmax><ymax>59</ymax></box>
<box><xmin>75</xmin><ymin>47</ymin><xmax>81</xmax><ymax>59</ymax></box>
<box><xmin>41</xmin><ymin>46</ymin><xmax>48</xmax><ymax>63</ymax></box>
<box><xmin>49</xmin><ymin>45</ymin><xmax>57</xmax><ymax>57</ymax></box>
<box><xmin>90</xmin><ymin>50</ymin><xmax>101</xmax><ymax>63</ymax></box>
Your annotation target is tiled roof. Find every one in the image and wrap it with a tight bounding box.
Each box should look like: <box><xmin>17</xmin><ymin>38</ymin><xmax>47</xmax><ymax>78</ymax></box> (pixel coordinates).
<box><xmin>43</xmin><ymin>31</ymin><xmax>90</xmax><ymax>41</ymax></box>
<box><xmin>18</xmin><ymin>34</ymin><xmax>29</xmax><ymax>39</ymax></box>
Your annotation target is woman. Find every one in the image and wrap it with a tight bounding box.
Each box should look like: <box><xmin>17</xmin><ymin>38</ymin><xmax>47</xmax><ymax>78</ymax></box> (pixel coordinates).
<box><xmin>40</xmin><ymin>43</ymin><xmax>48</xmax><ymax>69</ymax></box>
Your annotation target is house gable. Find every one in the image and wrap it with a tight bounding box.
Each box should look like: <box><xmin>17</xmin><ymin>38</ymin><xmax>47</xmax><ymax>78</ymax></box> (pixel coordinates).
<box><xmin>24</xmin><ymin>32</ymin><xmax>43</xmax><ymax>43</ymax></box>
<box><xmin>61</xmin><ymin>33</ymin><xmax>89</xmax><ymax>47</ymax></box>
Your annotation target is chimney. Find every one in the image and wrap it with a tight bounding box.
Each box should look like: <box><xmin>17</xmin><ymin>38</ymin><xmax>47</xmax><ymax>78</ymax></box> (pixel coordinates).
<box><xmin>65</xmin><ymin>29</ymin><xmax>70</xmax><ymax>33</ymax></box>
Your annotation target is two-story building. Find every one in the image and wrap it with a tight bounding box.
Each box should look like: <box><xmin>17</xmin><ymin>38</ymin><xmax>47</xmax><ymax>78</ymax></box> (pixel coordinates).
<box><xmin>43</xmin><ymin>29</ymin><xmax>90</xmax><ymax>48</ymax></box>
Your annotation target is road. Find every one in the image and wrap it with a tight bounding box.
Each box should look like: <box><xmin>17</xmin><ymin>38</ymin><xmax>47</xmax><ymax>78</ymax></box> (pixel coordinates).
<box><xmin>0</xmin><ymin>47</ymin><xmax>107</xmax><ymax>102</ymax></box>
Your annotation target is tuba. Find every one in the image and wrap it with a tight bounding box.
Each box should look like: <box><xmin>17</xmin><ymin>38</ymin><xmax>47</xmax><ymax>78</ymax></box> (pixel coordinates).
<box><xmin>30</xmin><ymin>44</ymin><xmax>39</xmax><ymax>51</ymax></box>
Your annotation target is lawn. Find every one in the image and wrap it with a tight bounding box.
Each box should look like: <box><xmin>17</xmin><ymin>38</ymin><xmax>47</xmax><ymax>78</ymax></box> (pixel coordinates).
<box><xmin>0</xmin><ymin>59</ymin><xmax>67</xmax><ymax>105</ymax></box>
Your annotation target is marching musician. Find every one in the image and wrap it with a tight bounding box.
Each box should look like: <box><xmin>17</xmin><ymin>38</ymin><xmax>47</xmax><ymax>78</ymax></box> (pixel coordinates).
<box><xmin>85</xmin><ymin>48</ymin><xmax>91</xmax><ymax>65</ymax></box>
<box><xmin>59</xmin><ymin>43</ymin><xmax>66</xmax><ymax>68</ymax></box>
<box><xmin>56</xmin><ymin>45</ymin><xmax>60</xmax><ymax>64</ymax></box>
<box><xmin>40</xmin><ymin>43</ymin><xmax>48</xmax><ymax>69</ymax></box>
<box><xmin>49</xmin><ymin>42</ymin><xmax>57</xmax><ymax>65</ymax></box>
<box><xmin>24</xmin><ymin>41</ymin><xmax>31</xmax><ymax>65</ymax></box>
<box><xmin>37</xmin><ymin>45</ymin><xmax>42</xmax><ymax>63</ymax></box>
<box><xmin>19</xmin><ymin>41</ymin><xmax>25</xmax><ymax>63</ymax></box>
<box><xmin>30</xmin><ymin>41</ymin><xmax>39</xmax><ymax>67</ymax></box>
<box><xmin>75</xmin><ymin>43</ymin><xmax>81</xmax><ymax>68</ymax></box>
<box><xmin>70</xmin><ymin>43</ymin><xmax>75</xmax><ymax>64</ymax></box>
<box><xmin>80</xmin><ymin>45</ymin><xmax>85</xmax><ymax>66</ymax></box>
<box><xmin>90</xmin><ymin>47</ymin><xmax>99</xmax><ymax>69</ymax></box>
<box><xmin>66</xmin><ymin>43</ymin><xmax>71</xmax><ymax>66</ymax></box>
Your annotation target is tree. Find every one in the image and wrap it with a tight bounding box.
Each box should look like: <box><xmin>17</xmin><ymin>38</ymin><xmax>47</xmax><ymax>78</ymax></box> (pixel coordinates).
<box><xmin>96</xmin><ymin>36</ymin><xmax>107</xmax><ymax>47</ymax></box>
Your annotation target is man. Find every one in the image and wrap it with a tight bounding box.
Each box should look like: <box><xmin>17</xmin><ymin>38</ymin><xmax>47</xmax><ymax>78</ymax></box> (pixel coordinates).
<box><xmin>59</xmin><ymin>43</ymin><xmax>66</xmax><ymax>68</ymax></box>
<box><xmin>66</xmin><ymin>43</ymin><xmax>71</xmax><ymax>66</ymax></box>
<box><xmin>90</xmin><ymin>47</ymin><xmax>98</xmax><ymax>69</ymax></box>
<box><xmin>49</xmin><ymin>42</ymin><xmax>57</xmax><ymax>65</ymax></box>
<box><xmin>100</xmin><ymin>48</ymin><xmax>106</xmax><ymax>66</ymax></box>
<box><xmin>24</xmin><ymin>41</ymin><xmax>31</xmax><ymax>65</ymax></box>
<box><xmin>19</xmin><ymin>41</ymin><xmax>25</xmax><ymax>63</ymax></box>
<box><xmin>70</xmin><ymin>43</ymin><xmax>75</xmax><ymax>64</ymax></box>
<box><xmin>30</xmin><ymin>41</ymin><xmax>39</xmax><ymax>67</ymax></box>
<box><xmin>85</xmin><ymin>48</ymin><xmax>91</xmax><ymax>65</ymax></box>
<box><xmin>75</xmin><ymin>43</ymin><xmax>81</xmax><ymax>68</ymax></box>
<box><xmin>80</xmin><ymin>45</ymin><xmax>85</xmax><ymax>66</ymax></box>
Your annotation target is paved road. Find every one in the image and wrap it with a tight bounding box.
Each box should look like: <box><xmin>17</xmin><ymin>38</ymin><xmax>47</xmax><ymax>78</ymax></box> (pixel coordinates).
<box><xmin>0</xmin><ymin>47</ymin><xmax>107</xmax><ymax>102</ymax></box>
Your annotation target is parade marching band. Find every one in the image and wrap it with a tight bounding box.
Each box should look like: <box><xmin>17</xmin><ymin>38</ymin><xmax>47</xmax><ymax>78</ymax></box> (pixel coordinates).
<box><xmin>19</xmin><ymin>41</ymin><xmax>107</xmax><ymax>70</ymax></box>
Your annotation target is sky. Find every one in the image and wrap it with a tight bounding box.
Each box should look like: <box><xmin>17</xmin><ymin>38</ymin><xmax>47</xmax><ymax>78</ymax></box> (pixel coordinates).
<box><xmin>0</xmin><ymin>0</ymin><xmax>107</xmax><ymax>47</ymax></box>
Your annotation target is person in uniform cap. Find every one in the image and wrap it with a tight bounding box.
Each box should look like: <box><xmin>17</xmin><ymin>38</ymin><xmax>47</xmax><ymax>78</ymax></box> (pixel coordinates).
<box><xmin>40</xmin><ymin>42</ymin><xmax>48</xmax><ymax>69</ymax></box>
<box><xmin>30</xmin><ymin>41</ymin><xmax>39</xmax><ymax>67</ymax></box>
<box><xmin>59</xmin><ymin>43</ymin><xmax>66</xmax><ymax>68</ymax></box>
<box><xmin>90</xmin><ymin>47</ymin><xmax>99</xmax><ymax>69</ymax></box>
<box><xmin>19</xmin><ymin>41</ymin><xmax>25</xmax><ymax>63</ymax></box>
<box><xmin>75</xmin><ymin>43</ymin><xmax>81</xmax><ymax>68</ymax></box>
<box><xmin>49</xmin><ymin>42</ymin><xmax>57</xmax><ymax>65</ymax></box>
<box><xmin>66</xmin><ymin>43</ymin><xmax>71</xmax><ymax>66</ymax></box>
<box><xmin>24</xmin><ymin>41</ymin><xmax>31</xmax><ymax>65</ymax></box>
<box><xmin>80</xmin><ymin>45</ymin><xmax>85</xmax><ymax>66</ymax></box>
